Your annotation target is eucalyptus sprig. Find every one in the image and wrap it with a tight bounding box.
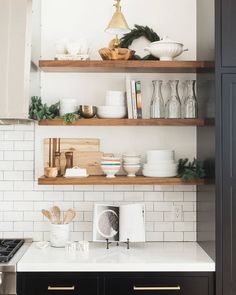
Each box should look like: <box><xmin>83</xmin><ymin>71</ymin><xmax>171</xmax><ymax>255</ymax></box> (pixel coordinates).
<box><xmin>177</xmin><ymin>158</ymin><xmax>206</xmax><ymax>180</ymax></box>
<box><xmin>29</xmin><ymin>96</ymin><xmax>60</xmax><ymax>120</ymax></box>
<box><xmin>60</xmin><ymin>113</ymin><xmax>79</xmax><ymax>123</ymax></box>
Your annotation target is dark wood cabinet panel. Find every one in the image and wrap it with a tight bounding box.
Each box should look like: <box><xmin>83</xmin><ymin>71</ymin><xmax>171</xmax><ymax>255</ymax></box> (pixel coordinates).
<box><xmin>17</xmin><ymin>273</ymin><xmax>99</xmax><ymax>295</ymax></box>
<box><xmin>222</xmin><ymin>0</ymin><xmax>236</xmax><ymax>66</ymax></box>
<box><xmin>104</xmin><ymin>274</ymin><xmax>213</xmax><ymax>295</ymax></box>
<box><xmin>222</xmin><ymin>74</ymin><xmax>236</xmax><ymax>295</ymax></box>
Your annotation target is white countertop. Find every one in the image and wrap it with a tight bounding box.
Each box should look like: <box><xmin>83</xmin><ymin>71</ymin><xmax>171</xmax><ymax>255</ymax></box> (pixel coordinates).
<box><xmin>17</xmin><ymin>242</ymin><xmax>215</xmax><ymax>272</ymax></box>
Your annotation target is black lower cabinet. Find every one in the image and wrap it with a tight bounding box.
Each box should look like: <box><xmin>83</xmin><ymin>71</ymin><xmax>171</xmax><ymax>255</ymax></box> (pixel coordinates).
<box><xmin>17</xmin><ymin>272</ymin><xmax>100</xmax><ymax>295</ymax></box>
<box><xmin>17</xmin><ymin>272</ymin><xmax>214</xmax><ymax>295</ymax></box>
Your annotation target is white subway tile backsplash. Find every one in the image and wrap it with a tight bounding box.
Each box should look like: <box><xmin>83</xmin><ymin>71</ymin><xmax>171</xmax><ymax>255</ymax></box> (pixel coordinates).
<box><xmin>164</xmin><ymin>192</ymin><xmax>183</xmax><ymax>202</ymax></box>
<box><xmin>14</xmin><ymin>221</ymin><xmax>33</xmax><ymax>232</ymax></box>
<box><xmin>0</xmin><ymin>181</ymin><xmax>14</xmax><ymax>191</ymax></box>
<box><xmin>14</xmin><ymin>161</ymin><xmax>34</xmax><ymax>171</ymax></box>
<box><xmin>0</xmin><ymin>124</ymin><xmax>197</xmax><ymax>242</ymax></box>
<box><xmin>64</xmin><ymin>192</ymin><xmax>83</xmax><ymax>201</ymax></box>
<box><xmin>164</xmin><ymin>232</ymin><xmax>183</xmax><ymax>241</ymax></box>
<box><xmin>155</xmin><ymin>222</ymin><xmax>174</xmax><ymax>232</ymax></box>
<box><xmin>84</xmin><ymin>192</ymin><xmax>103</xmax><ymax>201</ymax></box>
<box><xmin>4</xmin><ymin>151</ymin><xmax>24</xmax><ymax>160</ymax></box>
<box><xmin>4</xmin><ymin>171</ymin><xmax>23</xmax><ymax>181</ymax></box>
<box><xmin>44</xmin><ymin>192</ymin><xmax>63</xmax><ymax>201</ymax></box>
<box><xmin>0</xmin><ymin>161</ymin><xmax>14</xmax><ymax>171</ymax></box>
<box><xmin>104</xmin><ymin>192</ymin><xmax>123</xmax><ymax>201</ymax></box>
<box><xmin>146</xmin><ymin>212</ymin><xmax>163</xmax><ymax>222</ymax></box>
<box><xmin>4</xmin><ymin>192</ymin><xmax>24</xmax><ymax>200</ymax></box>
<box><xmin>144</xmin><ymin>192</ymin><xmax>164</xmax><ymax>201</ymax></box>
<box><xmin>124</xmin><ymin>192</ymin><xmax>143</xmax><ymax>201</ymax></box>
<box><xmin>4</xmin><ymin>131</ymin><xmax>23</xmax><ymax>141</ymax></box>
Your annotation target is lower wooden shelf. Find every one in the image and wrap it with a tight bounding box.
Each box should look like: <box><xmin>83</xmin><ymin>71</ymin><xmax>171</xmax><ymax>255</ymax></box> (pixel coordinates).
<box><xmin>38</xmin><ymin>176</ymin><xmax>212</xmax><ymax>186</ymax></box>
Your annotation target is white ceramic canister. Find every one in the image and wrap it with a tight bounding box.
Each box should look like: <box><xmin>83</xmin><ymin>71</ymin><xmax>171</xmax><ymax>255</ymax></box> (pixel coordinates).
<box><xmin>50</xmin><ymin>223</ymin><xmax>70</xmax><ymax>248</ymax></box>
<box><xmin>60</xmin><ymin>99</ymin><xmax>78</xmax><ymax>116</ymax></box>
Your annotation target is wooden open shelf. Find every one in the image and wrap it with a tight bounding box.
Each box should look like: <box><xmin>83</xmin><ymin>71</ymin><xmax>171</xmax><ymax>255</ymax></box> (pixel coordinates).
<box><xmin>38</xmin><ymin>118</ymin><xmax>214</xmax><ymax>126</ymax></box>
<box><xmin>38</xmin><ymin>176</ymin><xmax>212</xmax><ymax>186</ymax></box>
<box><xmin>39</xmin><ymin>60</ymin><xmax>214</xmax><ymax>73</ymax></box>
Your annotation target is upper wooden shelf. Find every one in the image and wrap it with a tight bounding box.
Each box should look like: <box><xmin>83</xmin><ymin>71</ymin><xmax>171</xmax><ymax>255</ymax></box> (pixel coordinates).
<box><xmin>39</xmin><ymin>60</ymin><xmax>214</xmax><ymax>73</ymax></box>
<box><xmin>38</xmin><ymin>175</ymin><xmax>212</xmax><ymax>186</ymax></box>
<box><xmin>38</xmin><ymin>118</ymin><xmax>214</xmax><ymax>127</ymax></box>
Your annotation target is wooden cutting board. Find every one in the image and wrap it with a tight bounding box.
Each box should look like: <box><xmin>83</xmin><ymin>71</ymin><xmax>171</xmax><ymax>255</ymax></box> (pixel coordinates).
<box><xmin>44</xmin><ymin>138</ymin><xmax>100</xmax><ymax>172</ymax></box>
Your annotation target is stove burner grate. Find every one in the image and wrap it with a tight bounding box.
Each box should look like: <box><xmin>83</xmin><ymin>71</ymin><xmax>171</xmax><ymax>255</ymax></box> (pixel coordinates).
<box><xmin>0</xmin><ymin>239</ymin><xmax>24</xmax><ymax>263</ymax></box>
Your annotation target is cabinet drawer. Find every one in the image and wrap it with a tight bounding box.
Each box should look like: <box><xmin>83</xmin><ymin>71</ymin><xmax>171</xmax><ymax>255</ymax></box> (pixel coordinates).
<box><xmin>104</xmin><ymin>275</ymin><xmax>212</xmax><ymax>295</ymax></box>
<box><xmin>19</xmin><ymin>273</ymin><xmax>99</xmax><ymax>295</ymax></box>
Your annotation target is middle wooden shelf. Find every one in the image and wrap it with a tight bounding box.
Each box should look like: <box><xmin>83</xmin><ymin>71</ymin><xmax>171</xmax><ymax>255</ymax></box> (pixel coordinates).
<box><xmin>38</xmin><ymin>118</ymin><xmax>214</xmax><ymax>126</ymax></box>
<box><xmin>38</xmin><ymin>176</ymin><xmax>212</xmax><ymax>186</ymax></box>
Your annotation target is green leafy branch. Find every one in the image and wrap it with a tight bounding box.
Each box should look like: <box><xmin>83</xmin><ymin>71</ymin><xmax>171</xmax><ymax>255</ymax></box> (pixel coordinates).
<box><xmin>177</xmin><ymin>158</ymin><xmax>206</xmax><ymax>180</ymax></box>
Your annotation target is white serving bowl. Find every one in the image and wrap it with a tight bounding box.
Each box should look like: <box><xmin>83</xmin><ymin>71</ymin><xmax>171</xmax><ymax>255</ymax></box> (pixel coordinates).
<box><xmin>101</xmin><ymin>165</ymin><xmax>121</xmax><ymax>178</ymax></box>
<box><xmin>144</xmin><ymin>36</ymin><xmax>188</xmax><ymax>61</ymax></box>
<box><xmin>106</xmin><ymin>91</ymin><xmax>126</xmax><ymax>106</ymax></box>
<box><xmin>123</xmin><ymin>165</ymin><xmax>141</xmax><ymax>177</ymax></box>
<box><xmin>97</xmin><ymin>106</ymin><xmax>127</xmax><ymax>119</ymax></box>
<box><xmin>143</xmin><ymin>165</ymin><xmax>177</xmax><ymax>177</ymax></box>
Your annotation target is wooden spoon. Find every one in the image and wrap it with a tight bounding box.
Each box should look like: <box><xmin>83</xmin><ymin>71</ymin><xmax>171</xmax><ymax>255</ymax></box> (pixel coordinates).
<box><xmin>63</xmin><ymin>208</ymin><xmax>76</xmax><ymax>224</ymax></box>
<box><xmin>51</xmin><ymin>206</ymin><xmax>61</xmax><ymax>224</ymax></box>
<box><xmin>41</xmin><ymin>209</ymin><xmax>52</xmax><ymax>222</ymax></box>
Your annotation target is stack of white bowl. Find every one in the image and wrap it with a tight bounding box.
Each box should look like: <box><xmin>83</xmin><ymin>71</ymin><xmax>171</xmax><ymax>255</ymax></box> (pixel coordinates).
<box><xmin>123</xmin><ymin>153</ymin><xmax>141</xmax><ymax>177</ymax></box>
<box><xmin>97</xmin><ymin>91</ymin><xmax>127</xmax><ymax>119</ymax></box>
<box><xmin>143</xmin><ymin>150</ymin><xmax>177</xmax><ymax>177</ymax></box>
<box><xmin>101</xmin><ymin>157</ymin><xmax>121</xmax><ymax>178</ymax></box>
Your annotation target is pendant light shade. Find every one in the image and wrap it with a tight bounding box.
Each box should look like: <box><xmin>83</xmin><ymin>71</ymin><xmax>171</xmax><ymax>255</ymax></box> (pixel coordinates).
<box><xmin>105</xmin><ymin>0</ymin><xmax>130</xmax><ymax>35</ymax></box>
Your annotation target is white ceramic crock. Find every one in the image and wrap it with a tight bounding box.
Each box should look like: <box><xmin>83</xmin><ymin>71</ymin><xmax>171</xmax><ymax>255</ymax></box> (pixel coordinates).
<box><xmin>145</xmin><ymin>36</ymin><xmax>188</xmax><ymax>61</ymax></box>
<box><xmin>50</xmin><ymin>224</ymin><xmax>70</xmax><ymax>248</ymax></box>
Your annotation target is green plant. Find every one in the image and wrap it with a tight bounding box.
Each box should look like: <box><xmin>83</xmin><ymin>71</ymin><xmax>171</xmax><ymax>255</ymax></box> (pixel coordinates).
<box><xmin>29</xmin><ymin>96</ymin><xmax>59</xmax><ymax>120</ymax></box>
<box><xmin>61</xmin><ymin>113</ymin><xmax>79</xmax><ymax>123</ymax></box>
<box><xmin>177</xmin><ymin>158</ymin><xmax>206</xmax><ymax>180</ymax></box>
<box><xmin>120</xmin><ymin>24</ymin><xmax>160</xmax><ymax>60</ymax></box>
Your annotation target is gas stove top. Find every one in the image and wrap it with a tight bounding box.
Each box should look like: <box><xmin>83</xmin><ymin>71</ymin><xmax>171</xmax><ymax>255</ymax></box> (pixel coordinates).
<box><xmin>0</xmin><ymin>239</ymin><xmax>24</xmax><ymax>263</ymax></box>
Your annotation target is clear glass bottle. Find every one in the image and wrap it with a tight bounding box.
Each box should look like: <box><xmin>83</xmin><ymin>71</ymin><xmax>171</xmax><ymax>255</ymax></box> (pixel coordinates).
<box><xmin>150</xmin><ymin>80</ymin><xmax>165</xmax><ymax>118</ymax></box>
<box><xmin>183</xmin><ymin>80</ymin><xmax>198</xmax><ymax>118</ymax></box>
<box><xmin>165</xmin><ymin>80</ymin><xmax>181</xmax><ymax>118</ymax></box>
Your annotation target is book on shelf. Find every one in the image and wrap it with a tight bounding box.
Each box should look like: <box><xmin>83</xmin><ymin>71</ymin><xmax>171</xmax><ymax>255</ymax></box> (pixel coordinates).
<box><xmin>135</xmin><ymin>80</ymin><xmax>143</xmax><ymax>119</ymax></box>
<box><xmin>131</xmin><ymin>80</ymin><xmax>138</xmax><ymax>119</ymax></box>
<box><xmin>125</xmin><ymin>75</ymin><xmax>133</xmax><ymax>119</ymax></box>
<box><xmin>93</xmin><ymin>203</ymin><xmax>145</xmax><ymax>242</ymax></box>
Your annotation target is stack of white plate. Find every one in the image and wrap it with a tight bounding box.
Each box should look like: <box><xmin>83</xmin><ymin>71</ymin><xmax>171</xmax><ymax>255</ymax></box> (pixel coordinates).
<box><xmin>143</xmin><ymin>150</ymin><xmax>177</xmax><ymax>177</ymax></box>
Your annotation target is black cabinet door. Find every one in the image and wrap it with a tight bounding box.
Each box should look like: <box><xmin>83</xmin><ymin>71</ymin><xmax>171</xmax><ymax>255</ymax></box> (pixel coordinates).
<box><xmin>222</xmin><ymin>0</ymin><xmax>236</xmax><ymax>66</ymax></box>
<box><xmin>222</xmin><ymin>74</ymin><xmax>236</xmax><ymax>295</ymax></box>
<box><xmin>17</xmin><ymin>272</ymin><xmax>99</xmax><ymax>295</ymax></box>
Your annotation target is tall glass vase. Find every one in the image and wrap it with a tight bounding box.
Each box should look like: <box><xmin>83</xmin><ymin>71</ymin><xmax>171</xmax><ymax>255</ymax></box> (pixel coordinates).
<box><xmin>183</xmin><ymin>80</ymin><xmax>198</xmax><ymax>118</ymax></box>
<box><xmin>165</xmin><ymin>80</ymin><xmax>181</xmax><ymax>118</ymax></box>
<box><xmin>150</xmin><ymin>80</ymin><xmax>165</xmax><ymax>118</ymax></box>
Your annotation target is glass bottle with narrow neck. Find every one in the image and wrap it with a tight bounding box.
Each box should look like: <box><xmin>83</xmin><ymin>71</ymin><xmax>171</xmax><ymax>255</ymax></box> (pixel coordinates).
<box><xmin>165</xmin><ymin>80</ymin><xmax>181</xmax><ymax>118</ymax></box>
<box><xmin>183</xmin><ymin>80</ymin><xmax>198</xmax><ymax>118</ymax></box>
<box><xmin>150</xmin><ymin>80</ymin><xmax>165</xmax><ymax>118</ymax></box>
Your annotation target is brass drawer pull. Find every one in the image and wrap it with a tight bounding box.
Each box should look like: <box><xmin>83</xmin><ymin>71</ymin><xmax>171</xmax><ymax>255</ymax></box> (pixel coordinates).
<box><xmin>48</xmin><ymin>286</ymin><xmax>75</xmax><ymax>291</ymax></box>
<box><xmin>133</xmin><ymin>285</ymin><xmax>181</xmax><ymax>291</ymax></box>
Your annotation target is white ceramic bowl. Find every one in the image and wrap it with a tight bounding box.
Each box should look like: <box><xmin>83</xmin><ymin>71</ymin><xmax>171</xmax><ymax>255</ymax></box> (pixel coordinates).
<box><xmin>123</xmin><ymin>165</ymin><xmax>140</xmax><ymax>177</ymax></box>
<box><xmin>97</xmin><ymin>106</ymin><xmax>127</xmax><ymax>119</ymax></box>
<box><xmin>123</xmin><ymin>157</ymin><xmax>141</xmax><ymax>164</ymax></box>
<box><xmin>144</xmin><ymin>37</ymin><xmax>188</xmax><ymax>61</ymax></box>
<box><xmin>101</xmin><ymin>165</ymin><xmax>121</xmax><ymax>178</ymax></box>
<box><xmin>143</xmin><ymin>165</ymin><xmax>177</xmax><ymax>177</ymax></box>
<box><xmin>106</xmin><ymin>91</ymin><xmax>126</xmax><ymax>106</ymax></box>
<box><xmin>143</xmin><ymin>163</ymin><xmax>177</xmax><ymax>170</ymax></box>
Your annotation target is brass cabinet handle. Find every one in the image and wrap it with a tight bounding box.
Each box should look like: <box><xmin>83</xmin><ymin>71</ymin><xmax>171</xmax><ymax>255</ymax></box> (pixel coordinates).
<box><xmin>133</xmin><ymin>285</ymin><xmax>181</xmax><ymax>291</ymax></box>
<box><xmin>48</xmin><ymin>286</ymin><xmax>75</xmax><ymax>291</ymax></box>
